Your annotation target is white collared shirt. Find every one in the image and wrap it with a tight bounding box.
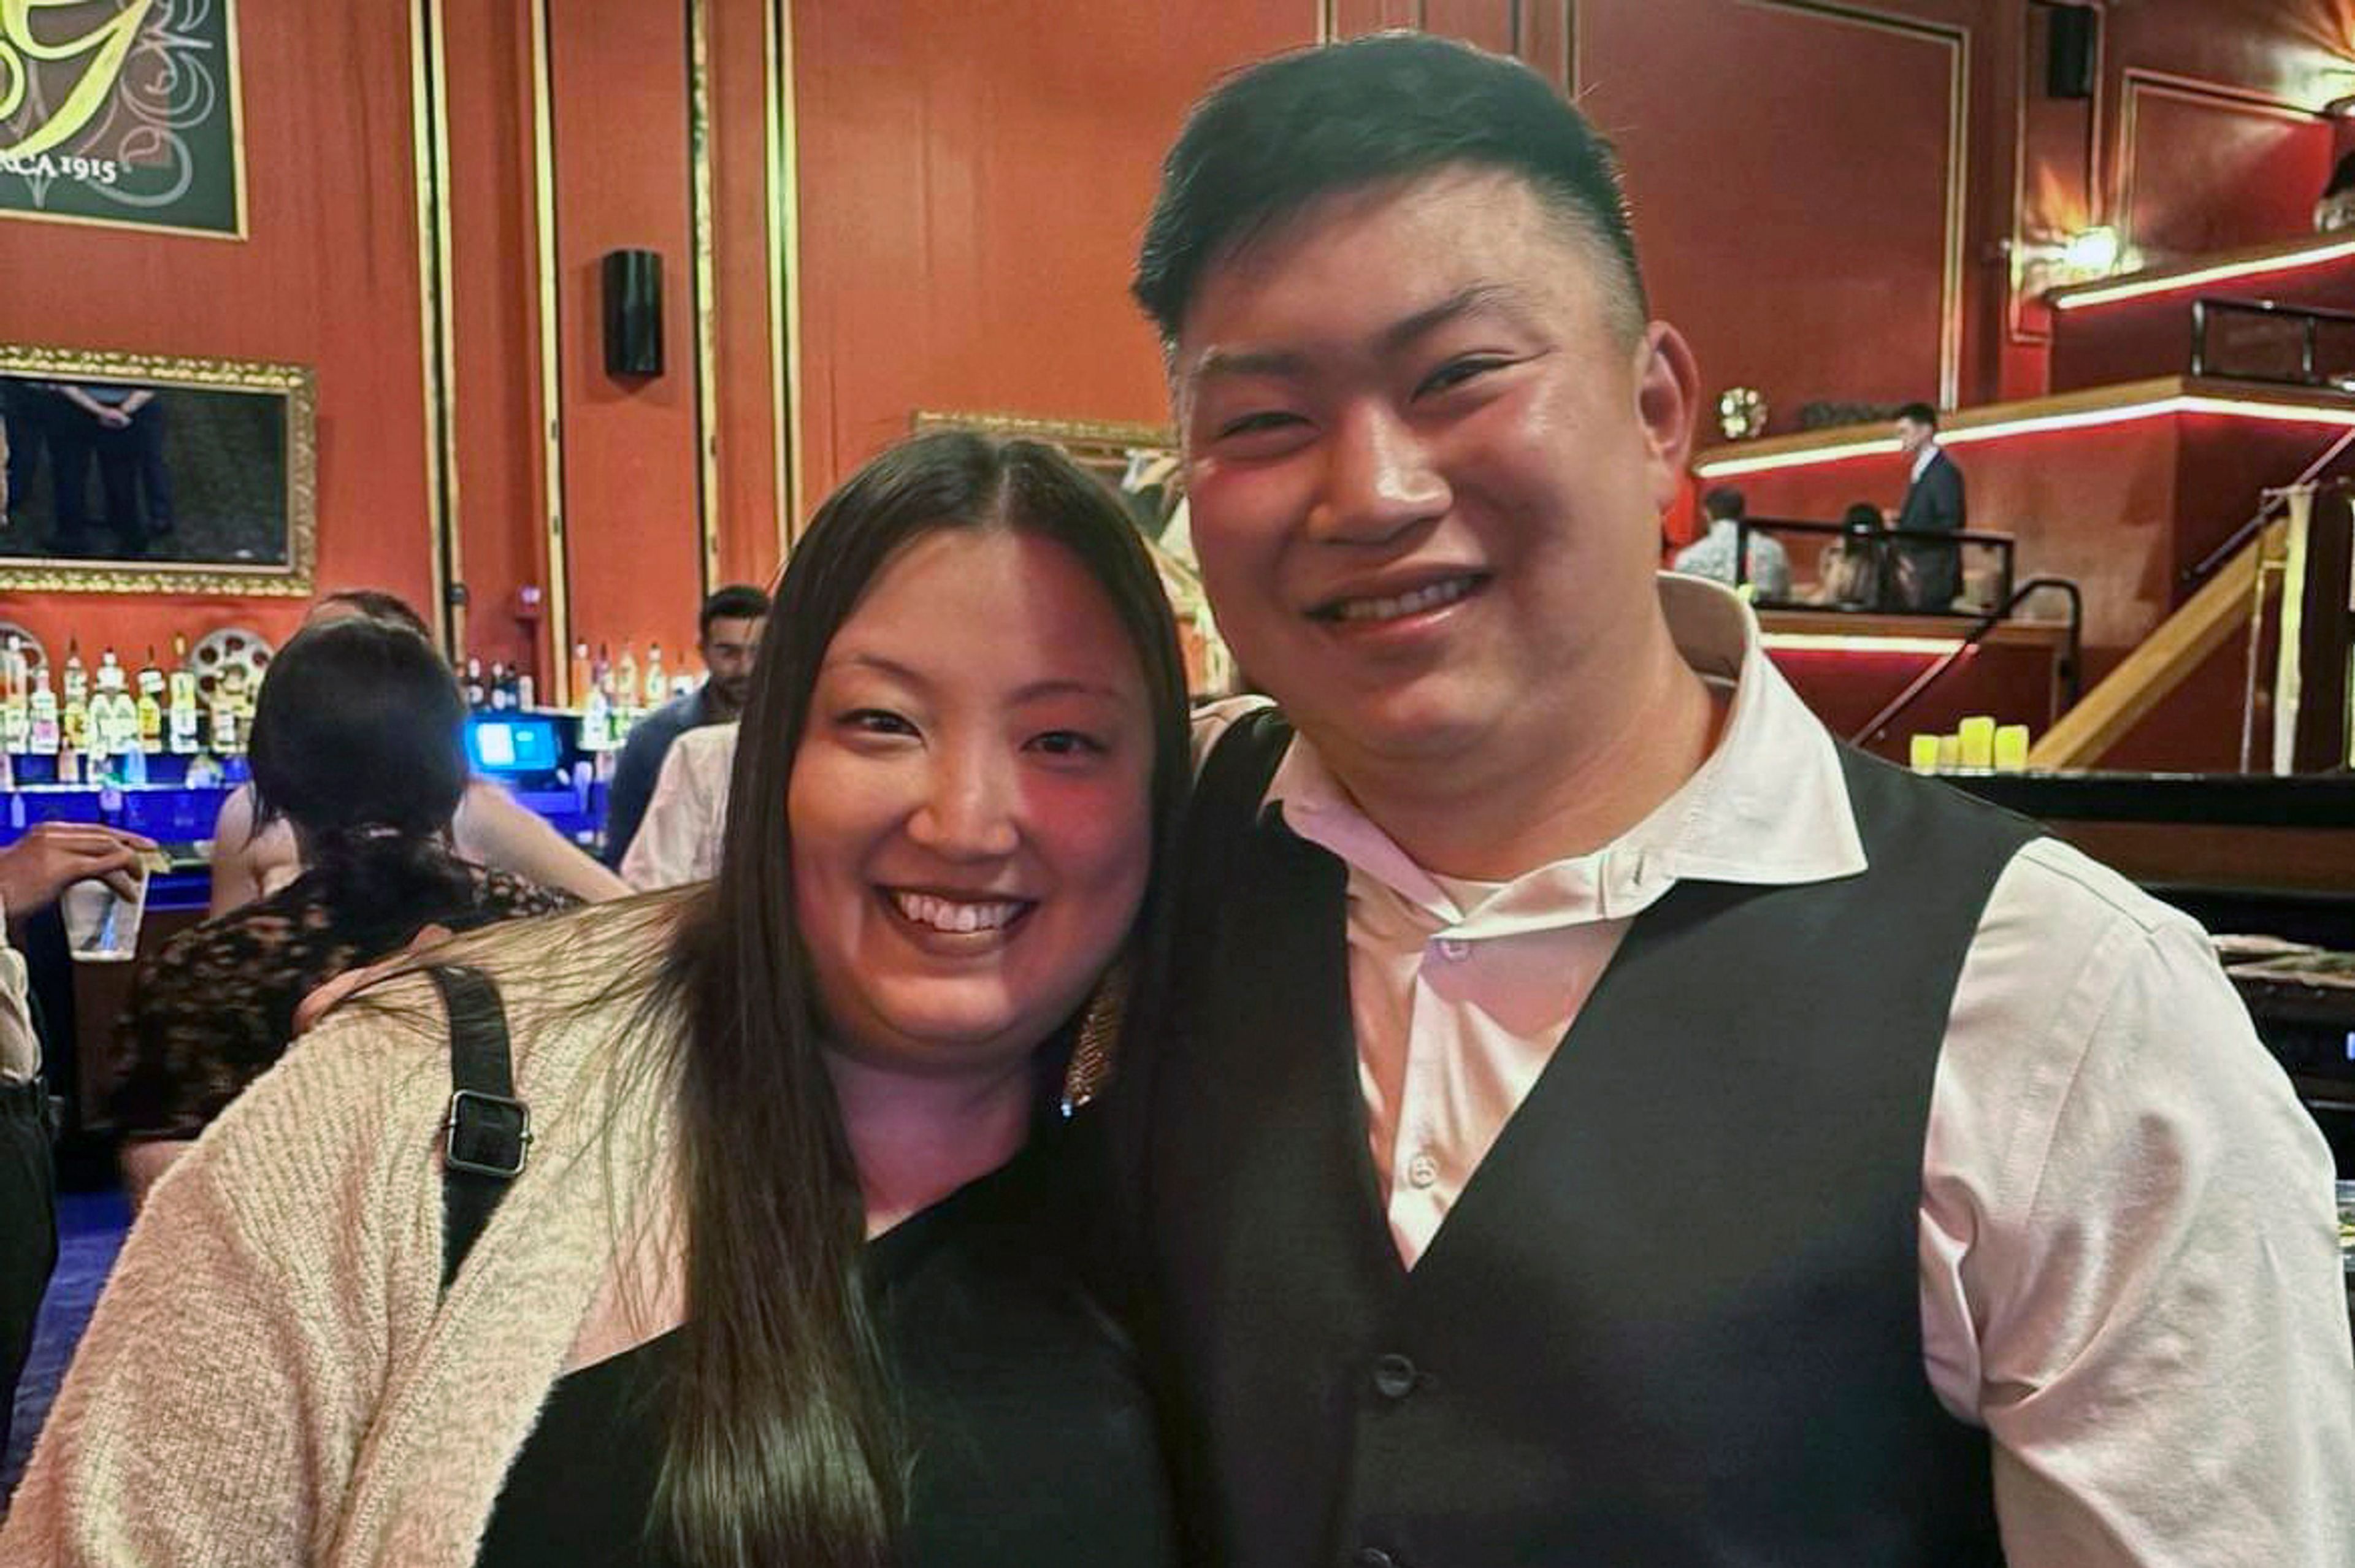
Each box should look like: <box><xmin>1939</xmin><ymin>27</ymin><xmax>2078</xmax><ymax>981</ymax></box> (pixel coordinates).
<box><xmin>1195</xmin><ymin>573</ymin><xmax>2354</xmax><ymax>1567</ymax></box>
<box><xmin>1911</xmin><ymin>440</ymin><xmax>1940</xmax><ymax>483</ymax></box>
<box><xmin>619</xmin><ymin>721</ymin><xmax>738</xmax><ymax>891</ymax></box>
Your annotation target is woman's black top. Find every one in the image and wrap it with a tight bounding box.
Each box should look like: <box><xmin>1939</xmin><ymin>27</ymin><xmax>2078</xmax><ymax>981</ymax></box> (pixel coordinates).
<box><xmin>475</xmin><ymin>1128</ymin><xmax>1176</xmax><ymax>1567</ymax></box>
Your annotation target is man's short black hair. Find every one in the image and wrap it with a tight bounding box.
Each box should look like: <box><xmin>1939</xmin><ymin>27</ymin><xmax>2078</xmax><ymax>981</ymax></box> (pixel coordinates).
<box><xmin>1702</xmin><ymin>487</ymin><xmax>1744</xmax><ymax>522</ymax></box>
<box><xmin>1896</xmin><ymin>402</ymin><xmax>1939</xmax><ymax>429</ymax></box>
<box><xmin>700</xmin><ymin>583</ymin><xmax>770</xmax><ymax>640</ymax></box>
<box><xmin>1133</xmin><ymin>33</ymin><xmax>1648</xmax><ymax>345</ymax></box>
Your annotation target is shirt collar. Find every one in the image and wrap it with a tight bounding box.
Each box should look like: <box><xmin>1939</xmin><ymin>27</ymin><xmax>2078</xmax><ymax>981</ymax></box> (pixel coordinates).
<box><xmin>1264</xmin><ymin>574</ymin><xmax>1866</xmax><ymax>933</ymax></box>
<box><xmin>1910</xmin><ymin>442</ymin><xmax>1940</xmax><ymax>482</ymax></box>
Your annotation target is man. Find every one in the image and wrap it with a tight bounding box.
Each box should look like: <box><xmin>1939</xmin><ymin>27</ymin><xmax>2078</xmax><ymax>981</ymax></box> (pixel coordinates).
<box><xmin>47</xmin><ymin>383</ymin><xmax>167</xmax><ymax>559</ymax></box>
<box><xmin>1117</xmin><ymin>34</ymin><xmax>2352</xmax><ymax>1567</ymax></box>
<box><xmin>1894</xmin><ymin>400</ymin><xmax>1965</xmax><ymax>611</ymax></box>
<box><xmin>1672</xmin><ymin>484</ymin><xmax>1791</xmax><ymax>601</ymax></box>
<box><xmin>618</xmin><ymin>719</ymin><xmax>736</xmax><ymax>890</ymax></box>
<box><xmin>600</xmin><ymin>583</ymin><xmax>767</xmax><ymax>868</ymax></box>
<box><xmin>0</xmin><ymin>821</ymin><xmax>155</xmax><ymax>1456</ymax></box>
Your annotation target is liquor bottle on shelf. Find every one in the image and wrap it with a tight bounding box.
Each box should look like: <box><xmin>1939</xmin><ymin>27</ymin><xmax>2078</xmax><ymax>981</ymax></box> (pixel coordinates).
<box><xmin>136</xmin><ymin>645</ymin><xmax>166</xmax><ymax>754</ymax></box>
<box><xmin>592</xmin><ymin>643</ymin><xmax>613</xmax><ymax>706</ymax></box>
<box><xmin>0</xmin><ymin>636</ymin><xmax>29</xmax><ymax>755</ymax></box>
<box><xmin>516</xmin><ymin>672</ymin><xmax>536</xmax><ymax>710</ymax></box>
<box><xmin>569</xmin><ymin>641</ymin><xmax>592</xmax><ymax>707</ymax></box>
<box><xmin>614</xmin><ymin>642</ymin><xmax>641</xmax><ymax>721</ymax></box>
<box><xmin>59</xmin><ymin>672</ymin><xmax>91</xmax><ymax>760</ymax></box>
<box><xmin>643</xmin><ymin>643</ymin><xmax>666</xmax><ymax>709</ymax></box>
<box><xmin>211</xmin><ymin>663</ymin><xmax>251</xmax><ymax>755</ymax></box>
<box><xmin>28</xmin><ymin>662</ymin><xmax>60</xmax><ymax>757</ymax></box>
<box><xmin>60</xmin><ymin>638</ymin><xmax>86</xmax><ymax>709</ymax></box>
<box><xmin>462</xmin><ymin>657</ymin><xmax>488</xmax><ymax>712</ymax></box>
<box><xmin>580</xmin><ymin>679</ymin><xmax>612</xmax><ymax>754</ymax></box>
<box><xmin>93</xmin><ymin>651</ymin><xmax>137</xmax><ymax>760</ymax></box>
<box><xmin>166</xmin><ymin>635</ymin><xmax>201</xmax><ymax>756</ymax></box>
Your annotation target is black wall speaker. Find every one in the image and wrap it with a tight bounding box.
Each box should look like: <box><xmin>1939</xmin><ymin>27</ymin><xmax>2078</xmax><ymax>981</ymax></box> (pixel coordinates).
<box><xmin>602</xmin><ymin>248</ymin><xmax>664</xmax><ymax>377</ymax></box>
<box><xmin>2046</xmin><ymin>6</ymin><xmax>2096</xmax><ymax>102</ymax></box>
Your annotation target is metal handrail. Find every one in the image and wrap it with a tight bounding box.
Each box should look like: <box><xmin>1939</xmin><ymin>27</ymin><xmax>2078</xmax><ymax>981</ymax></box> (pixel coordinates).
<box><xmin>1850</xmin><ymin>576</ymin><xmax>2085</xmax><ymax>748</ymax></box>
<box><xmin>2182</xmin><ymin>432</ymin><xmax>2355</xmax><ymax>586</ymax></box>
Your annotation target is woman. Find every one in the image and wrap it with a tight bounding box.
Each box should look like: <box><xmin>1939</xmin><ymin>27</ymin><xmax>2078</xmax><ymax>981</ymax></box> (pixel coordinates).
<box><xmin>109</xmin><ymin>616</ymin><xmax>577</xmax><ymax>1203</ymax></box>
<box><xmin>6</xmin><ymin>431</ymin><xmax>1189</xmax><ymax>1567</ymax></box>
<box><xmin>205</xmin><ymin>587</ymin><xmax>630</xmax><ymax>914</ymax></box>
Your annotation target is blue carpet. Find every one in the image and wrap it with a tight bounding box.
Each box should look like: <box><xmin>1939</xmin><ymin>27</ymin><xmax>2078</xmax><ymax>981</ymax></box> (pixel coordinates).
<box><xmin>3</xmin><ymin>1188</ymin><xmax>129</xmax><ymax>1503</ymax></box>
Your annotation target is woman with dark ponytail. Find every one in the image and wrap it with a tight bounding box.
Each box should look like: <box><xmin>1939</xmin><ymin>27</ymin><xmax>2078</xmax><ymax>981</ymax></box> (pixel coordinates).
<box><xmin>9</xmin><ymin>430</ymin><xmax>1185</xmax><ymax>1567</ymax></box>
<box><xmin>106</xmin><ymin>616</ymin><xmax>575</xmax><ymax>1204</ymax></box>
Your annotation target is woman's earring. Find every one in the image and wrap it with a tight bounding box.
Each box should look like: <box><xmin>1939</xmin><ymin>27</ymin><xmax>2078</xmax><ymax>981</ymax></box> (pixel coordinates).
<box><xmin>1060</xmin><ymin>958</ymin><xmax>1130</xmax><ymax>1115</ymax></box>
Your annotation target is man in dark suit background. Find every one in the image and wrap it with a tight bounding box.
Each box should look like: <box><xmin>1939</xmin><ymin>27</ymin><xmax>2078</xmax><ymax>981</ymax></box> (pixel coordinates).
<box><xmin>1893</xmin><ymin>400</ymin><xmax>1964</xmax><ymax>610</ymax></box>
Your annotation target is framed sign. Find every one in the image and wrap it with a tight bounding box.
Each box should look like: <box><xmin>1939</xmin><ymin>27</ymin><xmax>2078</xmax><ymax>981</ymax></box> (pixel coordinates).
<box><xmin>1</xmin><ymin>0</ymin><xmax>247</xmax><ymax>238</ymax></box>
<box><xmin>1</xmin><ymin>343</ymin><xmax>315</xmax><ymax>595</ymax></box>
<box><xmin>911</xmin><ymin>410</ymin><xmax>1236</xmax><ymax>697</ymax></box>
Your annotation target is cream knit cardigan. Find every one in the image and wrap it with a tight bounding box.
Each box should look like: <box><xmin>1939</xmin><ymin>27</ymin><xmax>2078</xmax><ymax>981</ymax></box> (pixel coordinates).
<box><xmin>1</xmin><ymin>906</ymin><xmax>678</xmax><ymax>1567</ymax></box>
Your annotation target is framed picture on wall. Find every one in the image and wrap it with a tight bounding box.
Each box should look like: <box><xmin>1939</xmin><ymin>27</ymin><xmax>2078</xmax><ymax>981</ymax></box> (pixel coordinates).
<box><xmin>0</xmin><ymin>0</ymin><xmax>248</xmax><ymax>238</ymax></box>
<box><xmin>911</xmin><ymin>409</ymin><xmax>1235</xmax><ymax>697</ymax></box>
<box><xmin>0</xmin><ymin>343</ymin><xmax>315</xmax><ymax>596</ymax></box>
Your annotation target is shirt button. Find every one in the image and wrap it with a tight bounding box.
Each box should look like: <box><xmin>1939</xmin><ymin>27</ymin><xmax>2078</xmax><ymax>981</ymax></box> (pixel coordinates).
<box><xmin>1435</xmin><ymin>936</ymin><xmax>1471</xmax><ymax>962</ymax></box>
<box><xmin>1371</xmin><ymin>1353</ymin><xmax>1418</xmax><ymax>1400</ymax></box>
<box><xmin>1406</xmin><ymin>1152</ymin><xmax>1439</xmax><ymax>1189</ymax></box>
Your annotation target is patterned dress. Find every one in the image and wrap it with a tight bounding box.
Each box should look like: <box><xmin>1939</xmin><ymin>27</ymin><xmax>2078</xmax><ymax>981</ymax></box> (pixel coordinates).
<box><xmin>108</xmin><ymin>857</ymin><xmax>575</xmax><ymax>1140</ymax></box>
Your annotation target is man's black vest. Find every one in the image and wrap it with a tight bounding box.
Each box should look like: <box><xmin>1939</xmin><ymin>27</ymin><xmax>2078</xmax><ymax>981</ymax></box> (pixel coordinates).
<box><xmin>1129</xmin><ymin>711</ymin><xmax>2039</xmax><ymax>1567</ymax></box>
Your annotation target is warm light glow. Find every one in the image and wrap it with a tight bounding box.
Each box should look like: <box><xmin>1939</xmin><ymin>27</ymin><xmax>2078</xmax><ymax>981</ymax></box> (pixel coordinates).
<box><xmin>2059</xmin><ymin>226</ymin><xmax>2122</xmax><ymax>275</ymax></box>
<box><xmin>2050</xmin><ymin>238</ymin><xmax>2355</xmax><ymax>310</ymax></box>
<box><xmin>1695</xmin><ymin>395</ymin><xmax>2355</xmax><ymax>476</ymax></box>
<box><xmin>1763</xmin><ymin>634</ymin><xmax>1969</xmax><ymax>656</ymax></box>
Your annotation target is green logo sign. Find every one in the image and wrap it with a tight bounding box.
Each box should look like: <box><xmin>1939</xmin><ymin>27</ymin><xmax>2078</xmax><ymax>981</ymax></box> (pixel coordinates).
<box><xmin>1</xmin><ymin>0</ymin><xmax>243</xmax><ymax>237</ymax></box>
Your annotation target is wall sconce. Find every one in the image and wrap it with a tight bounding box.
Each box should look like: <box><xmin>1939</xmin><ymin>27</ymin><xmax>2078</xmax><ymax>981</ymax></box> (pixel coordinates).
<box><xmin>2015</xmin><ymin>224</ymin><xmax>2135</xmax><ymax>299</ymax></box>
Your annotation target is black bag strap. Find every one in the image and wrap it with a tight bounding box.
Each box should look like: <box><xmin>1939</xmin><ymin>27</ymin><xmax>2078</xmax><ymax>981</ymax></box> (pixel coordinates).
<box><xmin>426</xmin><ymin>963</ymin><xmax>531</xmax><ymax>1293</ymax></box>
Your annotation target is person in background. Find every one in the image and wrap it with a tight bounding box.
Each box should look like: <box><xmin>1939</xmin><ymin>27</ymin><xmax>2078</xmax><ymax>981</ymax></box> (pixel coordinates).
<box><xmin>1813</xmin><ymin>501</ymin><xmax>1913</xmax><ymax>610</ymax></box>
<box><xmin>207</xmin><ymin>588</ymin><xmax>629</xmax><ymax>914</ymax></box>
<box><xmin>1671</xmin><ymin>486</ymin><xmax>1791</xmax><ymax>601</ymax></box>
<box><xmin>1893</xmin><ymin>400</ymin><xmax>1966</xmax><ymax>611</ymax></box>
<box><xmin>45</xmin><ymin>384</ymin><xmax>165</xmax><ymax>559</ymax></box>
<box><xmin>110</xmin><ymin>619</ymin><xmax>577</xmax><ymax>1207</ymax></box>
<box><xmin>1117</xmin><ymin>33</ymin><xmax>2353</xmax><ymax>1567</ymax></box>
<box><xmin>600</xmin><ymin>583</ymin><xmax>770</xmax><ymax>870</ymax></box>
<box><xmin>6</xmin><ymin>431</ymin><xmax>1186</xmax><ymax>1566</ymax></box>
<box><xmin>619</xmin><ymin>719</ymin><xmax>737</xmax><ymax>891</ymax></box>
<box><xmin>0</xmin><ymin>822</ymin><xmax>154</xmax><ymax>1458</ymax></box>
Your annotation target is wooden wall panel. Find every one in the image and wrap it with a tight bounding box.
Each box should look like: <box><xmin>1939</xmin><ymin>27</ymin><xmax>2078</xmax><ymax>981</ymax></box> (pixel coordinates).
<box><xmin>2118</xmin><ymin>76</ymin><xmax>2332</xmax><ymax>259</ymax></box>
<box><xmin>788</xmin><ymin>0</ymin><xmax>1317</xmax><ymax>502</ymax></box>
<box><xmin>440</xmin><ymin>0</ymin><xmax>548</xmax><ymax>676</ymax></box>
<box><xmin>0</xmin><ymin>1</ymin><xmax>433</xmax><ymax>673</ymax></box>
<box><xmin>1579</xmin><ymin>0</ymin><xmax>1967</xmax><ymax>423</ymax></box>
<box><xmin>545</xmin><ymin>0</ymin><xmax>703</xmax><ymax>677</ymax></box>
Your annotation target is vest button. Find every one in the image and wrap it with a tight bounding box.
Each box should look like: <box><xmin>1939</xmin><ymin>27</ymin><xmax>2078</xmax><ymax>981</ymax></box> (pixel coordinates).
<box><xmin>1371</xmin><ymin>1352</ymin><xmax>1418</xmax><ymax>1400</ymax></box>
<box><xmin>1355</xmin><ymin>1551</ymin><xmax>1397</xmax><ymax>1568</ymax></box>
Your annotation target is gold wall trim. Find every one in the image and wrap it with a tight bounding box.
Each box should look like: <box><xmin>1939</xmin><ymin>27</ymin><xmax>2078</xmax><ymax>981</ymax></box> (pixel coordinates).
<box><xmin>1317</xmin><ymin>0</ymin><xmax>1337</xmax><ymax>45</ymax></box>
<box><xmin>767</xmin><ymin>0</ymin><xmax>807</xmax><ymax>554</ymax></box>
<box><xmin>529</xmin><ymin>0</ymin><xmax>571</xmax><ymax>699</ymax></box>
<box><xmin>689</xmin><ymin>0</ymin><xmax>720</xmax><ymax>595</ymax></box>
<box><xmin>409</xmin><ymin>0</ymin><xmax>461</xmax><ymax>652</ymax></box>
<box><xmin>1739</xmin><ymin>0</ymin><xmax>1967</xmax><ymax>408</ymax></box>
<box><xmin>0</xmin><ymin>345</ymin><xmax>316</xmax><ymax>596</ymax></box>
<box><xmin>2114</xmin><ymin>69</ymin><xmax>2326</xmax><ymax>262</ymax></box>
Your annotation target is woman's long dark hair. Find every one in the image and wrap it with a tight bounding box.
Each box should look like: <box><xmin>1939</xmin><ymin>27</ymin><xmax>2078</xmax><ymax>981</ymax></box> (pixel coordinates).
<box><xmin>245</xmin><ymin>617</ymin><xmax>472</xmax><ymax>912</ymax></box>
<box><xmin>651</xmin><ymin>430</ymin><xmax>1192</xmax><ymax>1567</ymax></box>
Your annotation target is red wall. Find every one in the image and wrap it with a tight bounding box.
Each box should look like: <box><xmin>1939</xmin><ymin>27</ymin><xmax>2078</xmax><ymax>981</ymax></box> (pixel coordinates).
<box><xmin>0</xmin><ymin>2</ymin><xmax>434</xmax><ymax>673</ymax></box>
<box><xmin>787</xmin><ymin>0</ymin><xmax>1316</xmax><ymax>503</ymax></box>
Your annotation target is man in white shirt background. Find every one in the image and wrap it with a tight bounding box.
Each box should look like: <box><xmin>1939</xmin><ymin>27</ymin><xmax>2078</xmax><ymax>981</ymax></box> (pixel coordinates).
<box><xmin>1115</xmin><ymin>33</ymin><xmax>2353</xmax><ymax>1568</ymax></box>
<box><xmin>1671</xmin><ymin>484</ymin><xmax>1792</xmax><ymax>602</ymax></box>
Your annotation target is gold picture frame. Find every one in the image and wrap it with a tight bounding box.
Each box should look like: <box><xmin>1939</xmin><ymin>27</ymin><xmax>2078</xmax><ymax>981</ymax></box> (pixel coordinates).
<box><xmin>0</xmin><ymin>343</ymin><xmax>316</xmax><ymax>597</ymax></box>
<box><xmin>909</xmin><ymin>409</ymin><xmax>1234</xmax><ymax>696</ymax></box>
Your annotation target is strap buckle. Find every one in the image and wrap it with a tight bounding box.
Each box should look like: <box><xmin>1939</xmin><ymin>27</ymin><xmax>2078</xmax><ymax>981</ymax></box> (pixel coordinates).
<box><xmin>444</xmin><ymin>1088</ymin><xmax>532</xmax><ymax>1179</ymax></box>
